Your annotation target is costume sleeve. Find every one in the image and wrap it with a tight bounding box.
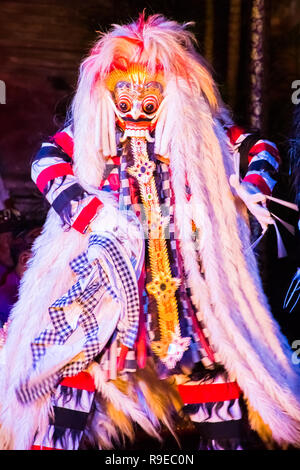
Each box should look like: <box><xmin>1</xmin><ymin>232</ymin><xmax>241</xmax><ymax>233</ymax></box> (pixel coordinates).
<box><xmin>226</xmin><ymin>125</ymin><xmax>281</xmax><ymax>196</ymax></box>
<box><xmin>31</xmin><ymin>129</ymin><xmax>103</xmax><ymax>234</ymax></box>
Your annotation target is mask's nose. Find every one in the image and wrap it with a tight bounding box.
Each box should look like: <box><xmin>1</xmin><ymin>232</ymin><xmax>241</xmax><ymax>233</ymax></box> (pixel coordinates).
<box><xmin>131</xmin><ymin>101</ymin><xmax>142</xmax><ymax>120</ymax></box>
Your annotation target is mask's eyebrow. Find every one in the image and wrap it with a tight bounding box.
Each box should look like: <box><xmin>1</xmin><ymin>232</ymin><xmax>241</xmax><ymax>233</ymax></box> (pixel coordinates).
<box><xmin>115</xmin><ymin>81</ymin><xmax>131</xmax><ymax>90</ymax></box>
<box><xmin>144</xmin><ymin>81</ymin><xmax>164</xmax><ymax>93</ymax></box>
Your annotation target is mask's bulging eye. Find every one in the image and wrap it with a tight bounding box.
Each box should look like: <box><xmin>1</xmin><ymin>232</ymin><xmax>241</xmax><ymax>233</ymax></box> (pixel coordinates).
<box><xmin>116</xmin><ymin>93</ymin><xmax>132</xmax><ymax>113</ymax></box>
<box><xmin>142</xmin><ymin>95</ymin><xmax>159</xmax><ymax>114</ymax></box>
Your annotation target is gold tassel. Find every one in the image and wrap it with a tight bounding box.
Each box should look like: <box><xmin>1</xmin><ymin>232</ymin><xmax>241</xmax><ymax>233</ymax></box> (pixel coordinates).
<box><xmin>113</xmin><ymin>359</ymin><xmax>183</xmax><ymax>430</ymax></box>
<box><xmin>133</xmin><ymin>359</ymin><xmax>183</xmax><ymax>419</ymax></box>
<box><xmin>106</xmin><ymin>401</ymin><xmax>135</xmax><ymax>443</ymax></box>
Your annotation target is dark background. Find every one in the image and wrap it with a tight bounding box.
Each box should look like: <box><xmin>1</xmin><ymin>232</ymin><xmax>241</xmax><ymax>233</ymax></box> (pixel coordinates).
<box><xmin>0</xmin><ymin>0</ymin><xmax>299</xmax><ymax>337</ymax></box>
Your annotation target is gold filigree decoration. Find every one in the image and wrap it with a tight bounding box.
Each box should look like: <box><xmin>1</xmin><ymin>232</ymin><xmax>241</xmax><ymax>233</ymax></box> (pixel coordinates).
<box><xmin>128</xmin><ymin>136</ymin><xmax>190</xmax><ymax>368</ymax></box>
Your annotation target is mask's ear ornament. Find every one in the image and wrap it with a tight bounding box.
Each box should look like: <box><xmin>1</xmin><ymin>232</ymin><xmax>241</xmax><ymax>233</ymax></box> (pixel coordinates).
<box><xmin>106</xmin><ymin>64</ymin><xmax>165</xmax><ymax>142</ymax></box>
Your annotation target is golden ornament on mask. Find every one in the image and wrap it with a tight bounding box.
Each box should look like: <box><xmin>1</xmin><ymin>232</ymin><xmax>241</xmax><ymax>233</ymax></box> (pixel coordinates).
<box><xmin>106</xmin><ymin>63</ymin><xmax>165</xmax><ymax>93</ymax></box>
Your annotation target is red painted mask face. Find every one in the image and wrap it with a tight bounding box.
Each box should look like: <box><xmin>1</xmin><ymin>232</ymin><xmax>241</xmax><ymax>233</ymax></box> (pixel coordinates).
<box><xmin>106</xmin><ymin>65</ymin><xmax>165</xmax><ymax>141</ymax></box>
<box><xmin>113</xmin><ymin>81</ymin><xmax>164</xmax><ymax>141</ymax></box>
<box><xmin>114</xmin><ymin>81</ymin><xmax>164</xmax><ymax>121</ymax></box>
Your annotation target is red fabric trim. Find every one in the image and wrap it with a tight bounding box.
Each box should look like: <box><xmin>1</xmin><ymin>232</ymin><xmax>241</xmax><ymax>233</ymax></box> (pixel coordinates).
<box><xmin>60</xmin><ymin>371</ymin><xmax>96</xmax><ymax>392</ymax></box>
<box><xmin>178</xmin><ymin>382</ymin><xmax>241</xmax><ymax>404</ymax></box>
<box><xmin>72</xmin><ymin>197</ymin><xmax>103</xmax><ymax>234</ymax></box>
<box><xmin>136</xmin><ymin>263</ymin><xmax>147</xmax><ymax>369</ymax></box>
<box><xmin>117</xmin><ymin>344</ymin><xmax>129</xmax><ymax>372</ymax></box>
<box><xmin>226</xmin><ymin>125</ymin><xmax>245</xmax><ymax>145</ymax></box>
<box><xmin>107</xmin><ymin>173</ymin><xmax>120</xmax><ymax>191</ymax></box>
<box><xmin>111</xmin><ymin>156</ymin><xmax>120</xmax><ymax>165</ymax></box>
<box><xmin>53</xmin><ymin>131</ymin><xmax>74</xmax><ymax>158</ymax></box>
<box><xmin>243</xmin><ymin>174</ymin><xmax>271</xmax><ymax>196</ymax></box>
<box><xmin>248</xmin><ymin>142</ymin><xmax>281</xmax><ymax>164</ymax></box>
<box><xmin>98</xmin><ymin>157</ymin><xmax>121</xmax><ymax>190</ymax></box>
<box><xmin>31</xmin><ymin>445</ymin><xmax>63</xmax><ymax>451</ymax></box>
<box><xmin>36</xmin><ymin>163</ymin><xmax>74</xmax><ymax>193</ymax></box>
<box><xmin>128</xmin><ymin>176</ymin><xmax>140</xmax><ymax>205</ymax></box>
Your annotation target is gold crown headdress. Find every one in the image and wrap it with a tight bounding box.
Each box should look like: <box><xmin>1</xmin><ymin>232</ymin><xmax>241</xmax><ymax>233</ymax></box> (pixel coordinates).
<box><xmin>105</xmin><ymin>63</ymin><xmax>165</xmax><ymax>92</ymax></box>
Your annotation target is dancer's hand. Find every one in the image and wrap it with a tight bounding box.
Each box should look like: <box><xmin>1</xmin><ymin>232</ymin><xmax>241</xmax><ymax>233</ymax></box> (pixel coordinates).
<box><xmin>229</xmin><ymin>174</ymin><xmax>274</xmax><ymax>231</ymax></box>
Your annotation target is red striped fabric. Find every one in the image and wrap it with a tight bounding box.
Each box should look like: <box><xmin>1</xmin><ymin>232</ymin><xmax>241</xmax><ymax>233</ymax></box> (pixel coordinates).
<box><xmin>226</xmin><ymin>125</ymin><xmax>246</xmax><ymax>145</ymax></box>
<box><xmin>178</xmin><ymin>381</ymin><xmax>241</xmax><ymax>404</ymax></box>
<box><xmin>111</xmin><ymin>156</ymin><xmax>121</xmax><ymax>165</ymax></box>
<box><xmin>71</xmin><ymin>197</ymin><xmax>103</xmax><ymax>234</ymax></box>
<box><xmin>60</xmin><ymin>371</ymin><xmax>96</xmax><ymax>392</ymax></box>
<box><xmin>31</xmin><ymin>445</ymin><xmax>63</xmax><ymax>451</ymax></box>
<box><xmin>53</xmin><ymin>131</ymin><xmax>74</xmax><ymax>158</ymax></box>
<box><xmin>243</xmin><ymin>173</ymin><xmax>272</xmax><ymax>196</ymax></box>
<box><xmin>107</xmin><ymin>173</ymin><xmax>120</xmax><ymax>191</ymax></box>
<box><xmin>248</xmin><ymin>141</ymin><xmax>281</xmax><ymax>164</ymax></box>
<box><xmin>36</xmin><ymin>162</ymin><xmax>74</xmax><ymax>193</ymax></box>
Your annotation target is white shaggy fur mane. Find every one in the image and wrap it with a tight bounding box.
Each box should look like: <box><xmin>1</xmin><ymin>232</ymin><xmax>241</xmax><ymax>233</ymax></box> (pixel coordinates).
<box><xmin>1</xmin><ymin>13</ymin><xmax>300</xmax><ymax>449</ymax></box>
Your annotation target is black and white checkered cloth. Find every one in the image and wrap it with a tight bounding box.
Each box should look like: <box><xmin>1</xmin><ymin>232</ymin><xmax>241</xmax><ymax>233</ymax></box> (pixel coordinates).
<box><xmin>88</xmin><ymin>235</ymin><xmax>140</xmax><ymax>349</ymax></box>
<box><xmin>16</xmin><ymin>233</ymin><xmax>140</xmax><ymax>405</ymax></box>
